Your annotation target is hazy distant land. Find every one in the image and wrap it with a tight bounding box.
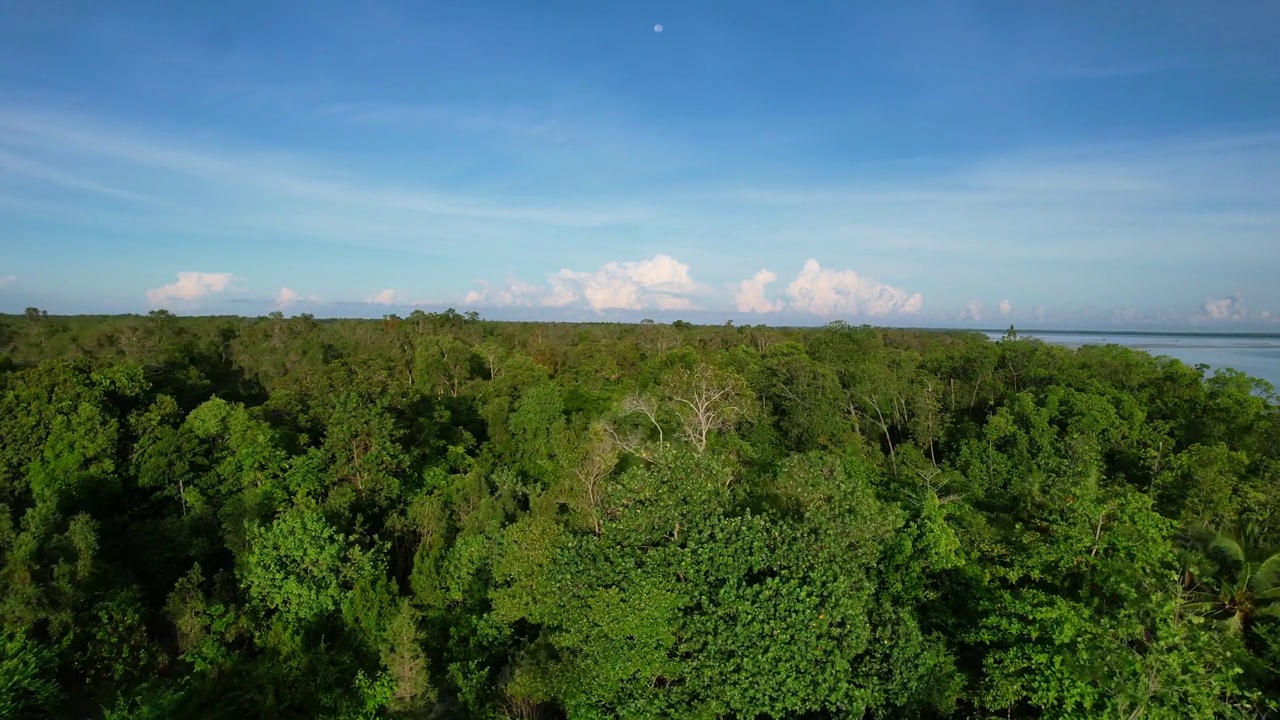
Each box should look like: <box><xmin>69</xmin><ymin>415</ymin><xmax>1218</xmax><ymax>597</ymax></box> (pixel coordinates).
<box><xmin>983</xmin><ymin>329</ymin><xmax>1280</xmax><ymax>389</ymax></box>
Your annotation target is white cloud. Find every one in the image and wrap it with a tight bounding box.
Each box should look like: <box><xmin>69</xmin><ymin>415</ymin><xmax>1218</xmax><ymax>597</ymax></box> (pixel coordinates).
<box><xmin>146</xmin><ymin>272</ymin><xmax>234</xmax><ymax>305</ymax></box>
<box><xmin>733</xmin><ymin>269</ymin><xmax>782</xmax><ymax>313</ymax></box>
<box><xmin>955</xmin><ymin>299</ymin><xmax>984</xmax><ymax>322</ymax></box>
<box><xmin>275</xmin><ymin>287</ymin><xmax>320</xmax><ymax>307</ymax></box>
<box><xmin>1034</xmin><ymin>305</ymin><xmax>1046</xmax><ymax>322</ymax></box>
<box><xmin>466</xmin><ymin>254</ymin><xmax>705</xmax><ymax>312</ymax></box>
<box><xmin>1200</xmin><ymin>292</ymin><xmax>1247</xmax><ymax>321</ymax></box>
<box><xmin>462</xmin><ymin>278</ymin><xmax>540</xmax><ymax>307</ymax></box>
<box><xmin>367</xmin><ymin>289</ymin><xmax>399</xmax><ymax>305</ymax></box>
<box><xmin>783</xmin><ymin>260</ymin><xmax>923</xmax><ymax>317</ymax></box>
<box><xmin>560</xmin><ymin>254</ymin><xmax>702</xmax><ymax>311</ymax></box>
<box><xmin>468</xmin><ymin>257</ymin><xmax>921</xmax><ymax>317</ymax></box>
<box><xmin>544</xmin><ymin>274</ymin><xmax>577</xmax><ymax>308</ymax></box>
<box><xmin>999</xmin><ymin>298</ymin><xmax>1012</xmax><ymax>316</ymax></box>
<box><xmin>0</xmin><ymin>275</ymin><xmax>15</xmax><ymax>289</ymax></box>
<box><xmin>5</xmin><ymin>108</ymin><xmax>1280</xmax><ymax>321</ymax></box>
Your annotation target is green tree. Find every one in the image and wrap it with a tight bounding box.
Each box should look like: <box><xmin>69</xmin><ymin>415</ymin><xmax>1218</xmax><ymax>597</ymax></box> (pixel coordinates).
<box><xmin>758</xmin><ymin>342</ymin><xmax>851</xmax><ymax>452</ymax></box>
<box><xmin>0</xmin><ymin>630</ymin><xmax>60</xmax><ymax>717</ymax></box>
<box><xmin>242</xmin><ymin>507</ymin><xmax>385</xmax><ymax>625</ymax></box>
<box><xmin>968</xmin><ymin>485</ymin><xmax>1259</xmax><ymax>717</ymax></box>
<box><xmin>1185</xmin><ymin>529</ymin><xmax>1280</xmax><ymax>636</ymax></box>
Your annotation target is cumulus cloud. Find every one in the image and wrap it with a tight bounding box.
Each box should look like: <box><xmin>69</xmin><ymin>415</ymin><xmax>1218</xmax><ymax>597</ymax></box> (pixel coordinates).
<box><xmin>466</xmin><ymin>254</ymin><xmax>705</xmax><ymax>312</ymax></box>
<box><xmin>956</xmin><ymin>299</ymin><xmax>983</xmax><ymax>322</ymax></box>
<box><xmin>999</xmin><ymin>298</ymin><xmax>1012</xmax><ymax>317</ymax></box>
<box><xmin>733</xmin><ymin>270</ymin><xmax>782</xmax><ymax>313</ymax></box>
<box><xmin>275</xmin><ymin>287</ymin><xmax>320</xmax><ymax>307</ymax></box>
<box><xmin>0</xmin><ymin>275</ymin><xmax>15</xmax><ymax>289</ymax></box>
<box><xmin>784</xmin><ymin>260</ymin><xmax>923</xmax><ymax>317</ymax></box>
<box><xmin>1200</xmin><ymin>292</ymin><xmax>1247</xmax><ymax>321</ymax></box>
<box><xmin>556</xmin><ymin>254</ymin><xmax>701</xmax><ymax>311</ymax></box>
<box><xmin>544</xmin><ymin>274</ymin><xmax>578</xmax><ymax>308</ymax></box>
<box><xmin>463</xmin><ymin>278</ymin><xmax>541</xmax><ymax>307</ymax></box>
<box><xmin>367</xmin><ymin>289</ymin><xmax>399</xmax><ymax>305</ymax></box>
<box><xmin>146</xmin><ymin>272</ymin><xmax>234</xmax><ymax>305</ymax></box>
<box><xmin>463</xmin><ymin>256</ymin><xmax>926</xmax><ymax>317</ymax></box>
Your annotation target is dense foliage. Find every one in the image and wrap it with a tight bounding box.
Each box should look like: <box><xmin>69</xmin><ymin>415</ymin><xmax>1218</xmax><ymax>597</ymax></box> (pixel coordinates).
<box><xmin>1</xmin><ymin>308</ymin><xmax>1278</xmax><ymax>718</ymax></box>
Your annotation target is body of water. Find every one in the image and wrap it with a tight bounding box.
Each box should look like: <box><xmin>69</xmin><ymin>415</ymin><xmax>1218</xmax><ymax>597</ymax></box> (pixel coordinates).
<box><xmin>982</xmin><ymin>331</ymin><xmax>1280</xmax><ymax>390</ymax></box>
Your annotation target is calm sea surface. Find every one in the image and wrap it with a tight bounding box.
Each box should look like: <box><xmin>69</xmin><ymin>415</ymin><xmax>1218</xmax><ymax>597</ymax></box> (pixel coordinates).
<box><xmin>982</xmin><ymin>332</ymin><xmax>1280</xmax><ymax>390</ymax></box>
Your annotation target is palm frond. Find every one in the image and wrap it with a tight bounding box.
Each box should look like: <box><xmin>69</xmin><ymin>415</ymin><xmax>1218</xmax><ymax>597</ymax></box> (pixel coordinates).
<box><xmin>1183</xmin><ymin>525</ymin><xmax>1219</xmax><ymax>546</ymax></box>
<box><xmin>1206</xmin><ymin>532</ymin><xmax>1246</xmax><ymax>575</ymax></box>
<box><xmin>1253</xmin><ymin>586</ymin><xmax>1280</xmax><ymax>602</ymax></box>
<box><xmin>1182</xmin><ymin>600</ymin><xmax>1216</xmax><ymax>613</ymax></box>
<box><xmin>1255</xmin><ymin>605</ymin><xmax>1280</xmax><ymax>620</ymax></box>
<box><xmin>1250</xmin><ymin>552</ymin><xmax>1280</xmax><ymax>594</ymax></box>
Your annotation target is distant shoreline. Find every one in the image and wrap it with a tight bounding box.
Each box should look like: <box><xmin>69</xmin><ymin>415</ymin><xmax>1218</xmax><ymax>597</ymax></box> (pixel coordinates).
<box><xmin>974</xmin><ymin>328</ymin><xmax>1280</xmax><ymax>340</ymax></box>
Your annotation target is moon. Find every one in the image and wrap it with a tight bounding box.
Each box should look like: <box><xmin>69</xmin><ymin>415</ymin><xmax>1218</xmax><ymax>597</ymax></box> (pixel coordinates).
<box><xmin>654</xmin><ymin>24</ymin><xmax>663</xmax><ymax>33</ymax></box>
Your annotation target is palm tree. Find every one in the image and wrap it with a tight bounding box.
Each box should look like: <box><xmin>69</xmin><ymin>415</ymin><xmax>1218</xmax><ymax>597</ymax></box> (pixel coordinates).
<box><xmin>1182</xmin><ymin>528</ymin><xmax>1280</xmax><ymax>635</ymax></box>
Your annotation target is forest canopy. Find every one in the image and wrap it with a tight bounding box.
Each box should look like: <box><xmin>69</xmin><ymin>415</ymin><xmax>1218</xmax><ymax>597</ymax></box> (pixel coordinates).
<box><xmin>1</xmin><ymin>308</ymin><xmax>1278</xmax><ymax>719</ymax></box>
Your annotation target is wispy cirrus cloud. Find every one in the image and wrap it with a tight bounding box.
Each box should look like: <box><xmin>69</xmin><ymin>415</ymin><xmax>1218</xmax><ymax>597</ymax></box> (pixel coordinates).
<box><xmin>0</xmin><ymin>148</ymin><xmax>169</xmax><ymax>205</ymax></box>
<box><xmin>317</xmin><ymin>100</ymin><xmax>564</xmax><ymax>140</ymax></box>
<box><xmin>703</xmin><ymin>130</ymin><xmax>1280</xmax><ymax>290</ymax></box>
<box><xmin>1037</xmin><ymin>58</ymin><xmax>1193</xmax><ymax>81</ymax></box>
<box><xmin>0</xmin><ymin>274</ymin><xmax>15</xmax><ymax>289</ymax></box>
<box><xmin>0</xmin><ymin>107</ymin><xmax>652</xmax><ymax>238</ymax></box>
<box><xmin>3</xmin><ymin>103</ymin><xmax>1279</xmax><ymax>320</ymax></box>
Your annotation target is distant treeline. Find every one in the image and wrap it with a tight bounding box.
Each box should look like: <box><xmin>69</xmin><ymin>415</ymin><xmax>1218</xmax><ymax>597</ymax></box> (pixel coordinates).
<box><xmin>1</xmin><ymin>308</ymin><xmax>1278</xmax><ymax>718</ymax></box>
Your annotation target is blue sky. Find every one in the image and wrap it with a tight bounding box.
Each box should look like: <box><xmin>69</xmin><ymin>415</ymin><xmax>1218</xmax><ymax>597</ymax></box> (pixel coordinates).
<box><xmin>1</xmin><ymin>1</ymin><xmax>1278</xmax><ymax>328</ymax></box>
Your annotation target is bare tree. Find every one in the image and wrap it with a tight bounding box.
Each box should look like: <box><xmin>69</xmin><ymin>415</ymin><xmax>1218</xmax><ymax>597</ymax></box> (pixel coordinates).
<box><xmin>746</xmin><ymin>326</ymin><xmax>776</xmax><ymax>354</ymax></box>
<box><xmin>640</xmin><ymin>323</ymin><xmax>679</xmax><ymax>356</ymax></box>
<box><xmin>479</xmin><ymin>339</ymin><xmax>505</xmax><ymax>381</ymax></box>
<box><xmin>852</xmin><ymin>392</ymin><xmax>898</xmax><ymax>477</ymax></box>
<box><xmin>568</xmin><ymin>422</ymin><xmax>620</xmax><ymax>534</ymax></box>
<box><xmin>601</xmin><ymin>421</ymin><xmax>647</xmax><ymax>458</ymax></box>
<box><xmin>621</xmin><ymin>392</ymin><xmax>664</xmax><ymax>446</ymax></box>
<box><xmin>662</xmin><ymin>364</ymin><xmax>752</xmax><ymax>453</ymax></box>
